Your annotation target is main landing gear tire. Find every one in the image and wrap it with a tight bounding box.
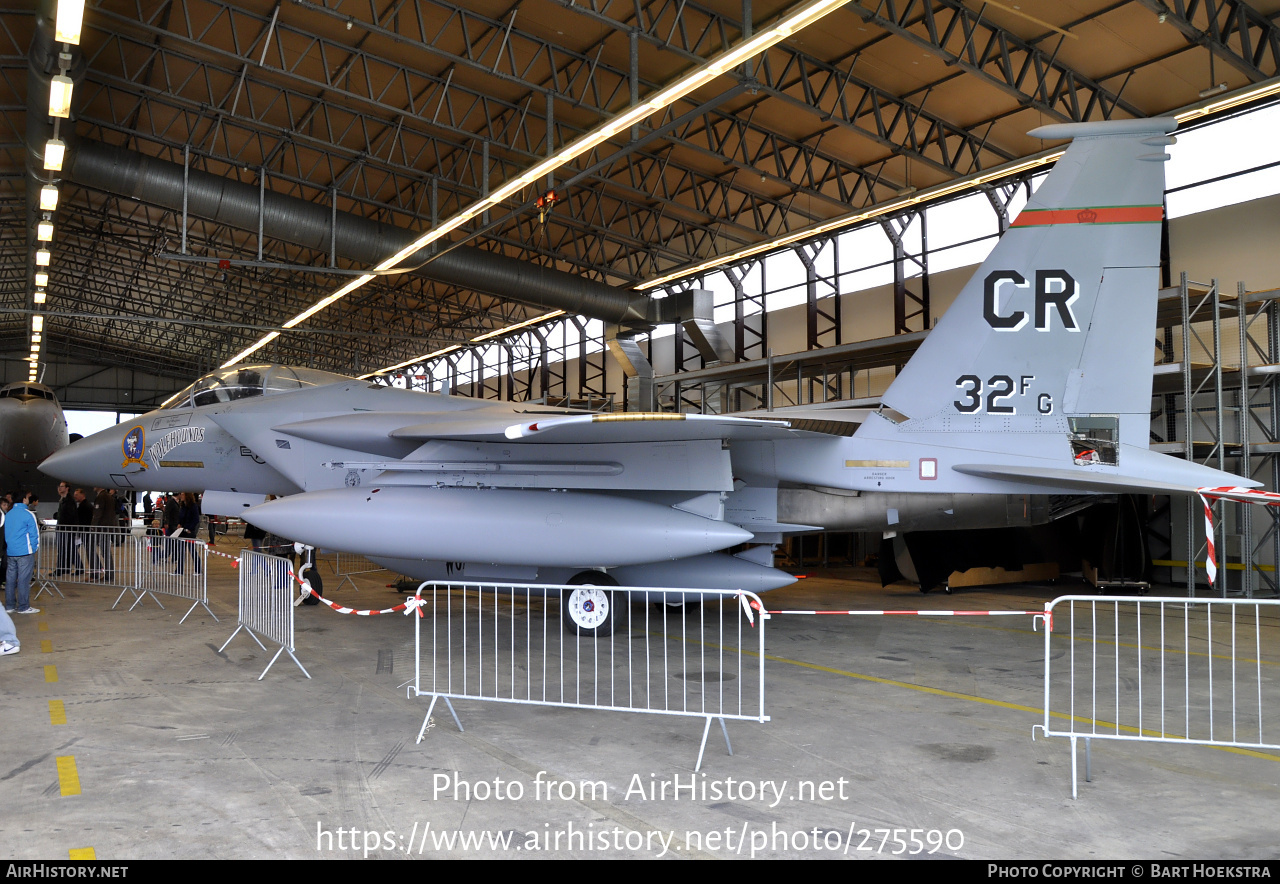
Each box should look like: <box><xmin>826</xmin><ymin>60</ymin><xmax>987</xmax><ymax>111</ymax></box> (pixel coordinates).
<box><xmin>562</xmin><ymin>571</ymin><xmax>619</xmax><ymax>637</ymax></box>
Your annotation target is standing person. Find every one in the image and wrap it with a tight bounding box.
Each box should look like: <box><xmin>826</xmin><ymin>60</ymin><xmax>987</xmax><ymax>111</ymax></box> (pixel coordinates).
<box><xmin>142</xmin><ymin>492</ymin><xmax>153</xmax><ymax>521</ymax></box>
<box><xmin>55</xmin><ymin>481</ymin><xmax>76</xmax><ymax>576</ymax></box>
<box><xmin>146</xmin><ymin>505</ymin><xmax>165</xmax><ymax>564</ymax></box>
<box><xmin>91</xmin><ymin>487</ymin><xmax>118</xmax><ymax>582</ymax></box>
<box><xmin>5</xmin><ymin>491</ymin><xmax>39</xmax><ymax>615</ymax></box>
<box><xmin>205</xmin><ymin>500</ymin><xmax>218</xmax><ymax>547</ymax></box>
<box><xmin>176</xmin><ymin>493</ymin><xmax>202</xmax><ymax>575</ymax></box>
<box><xmin>0</xmin><ymin>605</ymin><xmax>19</xmax><ymax>655</ymax></box>
<box><xmin>163</xmin><ymin>493</ymin><xmax>181</xmax><ymax>565</ymax></box>
<box><xmin>0</xmin><ymin>499</ymin><xmax>8</xmax><ymax>600</ymax></box>
<box><xmin>243</xmin><ymin>515</ymin><xmax>267</xmax><ymax>553</ymax></box>
<box><xmin>73</xmin><ymin>488</ymin><xmax>92</xmax><ymax>576</ymax></box>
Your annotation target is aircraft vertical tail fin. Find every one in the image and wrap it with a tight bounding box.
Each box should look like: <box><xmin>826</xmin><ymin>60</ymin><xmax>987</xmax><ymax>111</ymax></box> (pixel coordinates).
<box><xmin>870</xmin><ymin>118</ymin><xmax>1176</xmax><ymax>450</ymax></box>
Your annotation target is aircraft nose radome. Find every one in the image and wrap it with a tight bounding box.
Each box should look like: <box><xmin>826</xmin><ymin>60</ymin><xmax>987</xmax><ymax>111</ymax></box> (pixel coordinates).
<box><xmin>38</xmin><ymin>428</ymin><xmax>123</xmax><ymax>485</ymax></box>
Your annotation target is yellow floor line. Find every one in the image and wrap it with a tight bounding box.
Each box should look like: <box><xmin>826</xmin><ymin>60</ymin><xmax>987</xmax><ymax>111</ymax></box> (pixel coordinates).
<box><xmin>67</xmin><ymin>848</ymin><xmax>95</xmax><ymax>860</ymax></box>
<box><xmin>56</xmin><ymin>756</ymin><xmax>80</xmax><ymax>796</ymax></box>
<box><xmin>44</xmin><ymin>664</ymin><xmax>57</xmax><ymax>683</ymax></box>
<box><xmin>40</xmin><ymin>639</ymin><xmax>52</xmax><ymax>653</ymax></box>
<box><xmin>909</xmin><ymin>617</ymin><xmax>1280</xmax><ymax>667</ymax></box>
<box><xmin>38</xmin><ymin>622</ymin><xmax>48</xmax><ymax>632</ymax></box>
<box><xmin>48</xmin><ymin>700</ymin><xmax>66</xmax><ymax>726</ymax></box>
<box><xmin>761</xmin><ymin>650</ymin><xmax>1280</xmax><ymax>763</ymax></box>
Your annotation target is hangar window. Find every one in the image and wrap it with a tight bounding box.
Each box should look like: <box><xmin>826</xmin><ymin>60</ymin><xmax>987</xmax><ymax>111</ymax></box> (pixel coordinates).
<box><xmin>1068</xmin><ymin>416</ymin><xmax>1119</xmax><ymax>466</ymax></box>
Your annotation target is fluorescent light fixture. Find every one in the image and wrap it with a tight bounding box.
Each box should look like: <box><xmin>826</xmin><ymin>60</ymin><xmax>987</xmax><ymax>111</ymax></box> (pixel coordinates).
<box><xmin>32</xmin><ymin>316</ymin><xmax>43</xmax><ymax>332</ymax></box>
<box><xmin>360</xmin><ymin>345</ymin><xmax>463</xmax><ymax>380</ymax></box>
<box><xmin>227</xmin><ymin>0</ymin><xmax>850</xmax><ymax>371</ymax></box>
<box><xmin>631</xmin><ymin>79</ymin><xmax>1280</xmax><ymax>295</ymax></box>
<box><xmin>55</xmin><ymin>0</ymin><xmax>84</xmax><ymax>44</ymax></box>
<box><xmin>470</xmin><ymin>310</ymin><xmax>566</xmax><ymax>343</ymax></box>
<box><xmin>638</xmin><ymin>148</ymin><xmax>1063</xmax><ymax>289</ymax></box>
<box><xmin>33</xmin><ymin>290</ymin><xmax>46</xmax><ymax>304</ymax></box>
<box><xmin>49</xmin><ymin>75</ymin><xmax>73</xmax><ymax>117</ymax></box>
<box><xmin>37</xmin><ymin>220</ymin><xmax>53</xmax><ymax>242</ymax></box>
<box><xmin>34</xmin><ymin>272</ymin><xmax>48</xmax><ymax>287</ymax></box>
<box><xmin>357</xmin><ymin>310</ymin><xmax>568</xmax><ymax>380</ymax></box>
<box><xmin>220</xmin><ymin>331</ymin><xmax>280</xmax><ymax>368</ymax></box>
<box><xmin>35</xmin><ymin>249</ymin><xmax>51</xmax><ymax>266</ymax></box>
<box><xmin>1176</xmin><ymin>77</ymin><xmax>1280</xmax><ymax>122</ymax></box>
<box><xmin>39</xmin><ymin>185</ymin><xmax>58</xmax><ymax>211</ymax></box>
<box><xmin>43</xmin><ymin>138</ymin><xmax>66</xmax><ymax>172</ymax></box>
<box><xmin>31</xmin><ymin>334</ymin><xmax>41</xmax><ymax>344</ymax></box>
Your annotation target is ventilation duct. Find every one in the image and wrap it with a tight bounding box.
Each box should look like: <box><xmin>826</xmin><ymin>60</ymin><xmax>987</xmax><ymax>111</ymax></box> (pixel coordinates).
<box><xmin>65</xmin><ymin>140</ymin><xmax>682</xmax><ymax>326</ymax></box>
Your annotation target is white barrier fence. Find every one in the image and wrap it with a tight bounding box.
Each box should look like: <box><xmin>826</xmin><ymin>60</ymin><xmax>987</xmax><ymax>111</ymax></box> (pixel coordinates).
<box><xmin>1033</xmin><ymin>595</ymin><xmax>1280</xmax><ymax>797</ymax></box>
<box><xmin>35</xmin><ymin>525</ymin><xmax>215</xmax><ymax>622</ymax></box>
<box><xmin>410</xmin><ymin>583</ymin><xmax>769</xmax><ymax>770</ymax></box>
<box><xmin>219</xmin><ymin>549</ymin><xmax>310</xmax><ymax>680</ymax></box>
<box><xmin>332</xmin><ymin>551</ymin><xmax>386</xmax><ymax>591</ymax></box>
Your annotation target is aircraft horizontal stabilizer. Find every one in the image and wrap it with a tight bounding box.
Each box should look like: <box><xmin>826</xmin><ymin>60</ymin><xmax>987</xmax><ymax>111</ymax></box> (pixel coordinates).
<box><xmin>953</xmin><ymin>452</ymin><xmax>1260</xmax><ymax>496</ymax></box>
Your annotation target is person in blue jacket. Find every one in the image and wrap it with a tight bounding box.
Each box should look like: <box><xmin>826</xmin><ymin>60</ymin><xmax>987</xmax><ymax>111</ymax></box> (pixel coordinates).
<box><xmin>5</xmin><ymin>491</ymin><xmax>40</xmax><ymax>615</ymax></box>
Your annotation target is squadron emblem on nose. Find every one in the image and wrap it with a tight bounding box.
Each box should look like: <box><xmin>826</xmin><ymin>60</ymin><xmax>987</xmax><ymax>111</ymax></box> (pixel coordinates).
<box><xmin>122</xmin><ymin>426</ymin><xmax>147</xmax><ymax>469</ymax></box>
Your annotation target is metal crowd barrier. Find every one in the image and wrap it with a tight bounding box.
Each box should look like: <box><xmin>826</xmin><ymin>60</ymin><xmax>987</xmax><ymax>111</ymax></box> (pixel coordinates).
<box><xmin>35</xmin><ymin>525</ymin><xmax>215</xmax><ymax>622</ymax></box>
<box><xmin>410</xmin><ymin>583</ymin><xmax>769</xmax><ymax>770</ymax></box>
<box><xmin>33</xmin><ymin>525</ymin><xmax>66</xmax><ymax>600</ymax></box>
<box><xmin>139</xmin><ymin>535</ymin><xmax>217</xmax><ymax>623</ymax></box>
<box><xmin>331</xmin><ymin>551</ymin><xmax>386</xmax><ymax>591</ymax></box>
<box><xmin>1034</xmin><ymin>595</ymin><xmax>1280</xmax><ymax>798</ymax></box>
<box><xmin>219</xmin><ymin>549</ymin><xmax>310</xmax><ymax>680</ymax></box>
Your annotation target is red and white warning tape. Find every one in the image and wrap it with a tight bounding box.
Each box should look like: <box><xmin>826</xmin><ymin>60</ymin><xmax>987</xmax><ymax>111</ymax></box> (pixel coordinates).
<box><xmin>737</xmin><ymin>594</ymin><xmax>1046</xmax><ymax>628</ymax></box>
<box><xmin>202</xmin><ymin>544</ymin><xmax>241</xmax><ymax>564</ymax></box>
<box><xmin>1195</xmin><ymin>486</ymin><xmax>1280</xmax><ymax>586</ymax></box>
<box><xmin>147</xmin><ymin>536</ymin><xmax>241</xmax><ymax>565</ymax></box>
<box><xmin>754</xmin><ymin>606</ymin><xmax>1039</xmax><ymax>617</ymax></box>
<box><xmin>294</xmin><ymin>574</ymin><xmax>424</xmax><ymax>617</ymax></box>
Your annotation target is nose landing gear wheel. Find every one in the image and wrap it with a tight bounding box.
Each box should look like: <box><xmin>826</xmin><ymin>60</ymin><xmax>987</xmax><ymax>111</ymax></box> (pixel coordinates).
<box><xmin>562</xmin><ymin>571</ymin><xmax>619</xmax><ymax>637</ymax></box>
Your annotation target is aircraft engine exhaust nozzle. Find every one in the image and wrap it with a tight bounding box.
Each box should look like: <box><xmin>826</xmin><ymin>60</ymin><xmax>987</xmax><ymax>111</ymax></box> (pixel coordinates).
<box><xmin>243</xmin><ymin>486</ymin><xmax>753</xmax><ymax>569</ymax></box>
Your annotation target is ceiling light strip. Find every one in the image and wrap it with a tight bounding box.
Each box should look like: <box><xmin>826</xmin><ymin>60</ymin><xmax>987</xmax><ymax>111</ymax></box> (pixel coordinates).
<box><xmin>222</xmin><ymin>0</ymin><xmax>851</xmax><ymax>370</ymax></box>
<box><xmin>359</xmin><ymin>309</ymin><xmax>567</xmax><ymax>380</ymax></box>
<box><xmin>638</xmin><ymin>149</ymin><xmax>1064</xmax><ymax>290</ymax></box>
<box><xmin>636</xmin><ymin>77</ymin><xmax>1280</xmax><ymax>292</ymax></box>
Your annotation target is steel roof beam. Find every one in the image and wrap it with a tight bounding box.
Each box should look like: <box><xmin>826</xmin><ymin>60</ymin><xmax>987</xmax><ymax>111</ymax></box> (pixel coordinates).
<box><xmin>1137</xmin><ymin>0</ymin><xmax>1280</xmax><ymax>82</ymax></box>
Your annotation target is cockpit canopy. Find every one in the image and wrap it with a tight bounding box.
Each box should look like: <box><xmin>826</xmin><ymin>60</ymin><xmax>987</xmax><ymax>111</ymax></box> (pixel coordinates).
<box><xmin>0</xmin><ymin>383</ymin><xmax>57</xmax><ymax>402</ymax></box>
<box><xmin>161</xmin><ymin>364</ymin><xmax>355</xmax><ymax>409</ymax></box>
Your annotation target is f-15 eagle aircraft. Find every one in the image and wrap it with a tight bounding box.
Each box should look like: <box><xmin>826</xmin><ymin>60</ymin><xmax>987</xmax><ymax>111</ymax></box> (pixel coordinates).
<box><xmin>41</xmin><ymin>116</ymin><xmax>1250</xmax><ymax>633</ymax></box>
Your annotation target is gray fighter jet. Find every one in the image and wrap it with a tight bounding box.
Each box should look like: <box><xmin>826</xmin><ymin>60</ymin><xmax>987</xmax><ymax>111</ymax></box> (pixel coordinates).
<box><xmin>41</xmin><ymin>117</ymin><xmax>1251</xmax><ymax>632</ymax></box>
<box><xmin>1</xmin><ymin>381</ymin><xmax>70</xmax><ymax>516</ymax></box>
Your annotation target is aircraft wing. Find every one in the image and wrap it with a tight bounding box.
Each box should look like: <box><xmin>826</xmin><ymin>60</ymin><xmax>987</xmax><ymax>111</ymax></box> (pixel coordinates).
<box><xmin>272</xmin><ymin>410</ymin><xmax>521</xmax><ymax>449</ymax></box>
<box><xmin>496</xmin><ymin>412</ymin><xmax>812</xmax><ymax>444</ymax></box>
<box><xmin>272</xmin><ymin>410</ymin><xmax>858</xmax><ymax>450</ymax></box>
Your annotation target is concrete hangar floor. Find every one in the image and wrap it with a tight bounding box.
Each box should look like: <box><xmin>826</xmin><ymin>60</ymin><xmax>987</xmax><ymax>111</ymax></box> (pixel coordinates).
<box><xmin>2</xmin><ymin>538</ymin><xmax>1276</xmax><ymax>861</ymax></box>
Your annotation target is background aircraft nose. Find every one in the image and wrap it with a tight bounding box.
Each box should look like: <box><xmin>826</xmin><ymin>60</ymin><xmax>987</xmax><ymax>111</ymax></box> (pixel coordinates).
<box><xmin>39</xmin><ymin>424</ymin><xmax>134</xmax><ymax>487</ymax></box>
